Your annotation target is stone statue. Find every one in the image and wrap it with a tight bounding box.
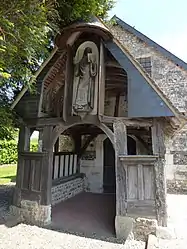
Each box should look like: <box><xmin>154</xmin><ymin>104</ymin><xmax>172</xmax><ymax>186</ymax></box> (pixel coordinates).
<box><xmin>72</xmin><ymin>42</ymin><xmax>98</xmax><ymax>116</ymax></box>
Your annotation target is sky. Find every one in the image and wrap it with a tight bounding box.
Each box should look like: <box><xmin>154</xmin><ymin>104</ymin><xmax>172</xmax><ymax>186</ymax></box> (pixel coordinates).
<box><xmin>32</xmin><ymin>1</ymin><xmax>187</xmax><ymax>139</ymax></box>
<box><xmin>109</xmin><ymin>0</ymin><xmax>187</xmax><ymax>62</ymax></box>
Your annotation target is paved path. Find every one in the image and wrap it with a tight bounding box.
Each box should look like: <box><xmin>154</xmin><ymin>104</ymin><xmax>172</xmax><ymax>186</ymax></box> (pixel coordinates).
<box><xmin>167</xmin><ymin>194</ymin><xmax>187</xmax><ymax>238</ymax></box>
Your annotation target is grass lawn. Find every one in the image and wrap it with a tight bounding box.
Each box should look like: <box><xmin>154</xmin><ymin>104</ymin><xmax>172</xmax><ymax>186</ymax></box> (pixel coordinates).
<box><xmin>0</xmin><ymin>164</ymin><xmax>17</xmax><ymax>185</ymax></box>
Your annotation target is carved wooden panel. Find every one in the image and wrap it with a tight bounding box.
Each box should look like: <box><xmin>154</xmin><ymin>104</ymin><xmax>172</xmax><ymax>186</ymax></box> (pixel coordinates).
<box><xmin>119</xmin><ymin>156</ymin><xmax>157</xmax><ymax>218</ymax></box>
<box><xmin>126</xmin><ymin>164</ymin><xmax>155</xmax><ymax>201</ymax></box>
<box><xmin>21</xmin><ymin>154</ymin><xmax>44</xmax><ymax>192</ymax></box>
<box><xmin>18</xmin><ymin>152</ymin><xmax>50</xmax><ymax>205</ymax></box>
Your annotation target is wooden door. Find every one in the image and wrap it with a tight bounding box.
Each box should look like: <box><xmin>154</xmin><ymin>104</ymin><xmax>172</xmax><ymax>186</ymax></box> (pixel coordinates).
<box><xmin>103</xmin><ymin>138</ymin><xmax>116</xmax><ymax>193</ymax></box>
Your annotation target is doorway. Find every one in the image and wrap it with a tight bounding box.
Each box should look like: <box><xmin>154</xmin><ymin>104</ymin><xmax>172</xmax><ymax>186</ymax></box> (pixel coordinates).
<box><xmin>103</xmin><ymin>138</ymin><xmax>116</xmax><ymax>194</ymax></box>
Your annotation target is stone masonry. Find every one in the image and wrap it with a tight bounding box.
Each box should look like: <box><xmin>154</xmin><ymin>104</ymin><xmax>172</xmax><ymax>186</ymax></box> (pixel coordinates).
<box><xmin>10</xmin><ymin>201</ymin><xmax>51</xmax><ymax>226</ymax></box>
<box><xmin>111</xmin><ymin>23</ymin><xmax>187</xmax><ymax>193</ymax></box>
<box><xmin>51</xmin><ymin>176</ymin><xmax>84</xmax><ymax>206</ymax></box>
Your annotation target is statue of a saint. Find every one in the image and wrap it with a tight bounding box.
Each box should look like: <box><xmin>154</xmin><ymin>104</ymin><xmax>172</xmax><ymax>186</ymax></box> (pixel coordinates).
<box><xmin>72</xmin><ymin>46</ymin><xmax>97</xmax><ymax>115</ymax></box>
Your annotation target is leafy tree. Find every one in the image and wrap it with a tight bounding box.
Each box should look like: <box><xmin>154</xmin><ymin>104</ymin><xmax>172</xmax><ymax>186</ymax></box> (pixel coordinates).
<box><xmin>0</xmin><ymin>0</ymin><xmax>115</xmax><ymax>140</ymax></box>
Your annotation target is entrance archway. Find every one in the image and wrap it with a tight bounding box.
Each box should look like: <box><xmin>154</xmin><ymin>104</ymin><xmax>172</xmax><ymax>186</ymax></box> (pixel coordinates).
<box><xmin>51</xmin><ymin>123</ymin><xmax>116</xmax><ymax>238</ymax></box>
<box><xmin>103</xmin><ymin>138</ymin><xmax>116</xmax><ymax>194</ymax></box>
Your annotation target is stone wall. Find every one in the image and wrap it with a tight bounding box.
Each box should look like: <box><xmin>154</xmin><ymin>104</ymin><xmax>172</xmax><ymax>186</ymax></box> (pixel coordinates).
<box><xmin>111</xmin><ymin>24</ymin><xmax>187</xmax><ymax>193</ymax></box>
<box><xmin>10</xmin><ymin>201</ymin><xmax>51</xmax><ymax>226</ymax></box>
<box><xmin>110</xmin><ymin>24</ymin><xmax>187</xmax><ymax>113</ymax></box>
<box><xmin>165</xmin><ymin>124</ymin><xmax>187</xmax><ymax>193</ymax></box>
<box><xmin>80</xmin><ymin>135</ymin><xmax>106</xmax><ymax>193</ymax></box>
<box><xmin>51</xmin><ymin>175</ymin><xmax>84</xmax><ymax>206</ymax></box>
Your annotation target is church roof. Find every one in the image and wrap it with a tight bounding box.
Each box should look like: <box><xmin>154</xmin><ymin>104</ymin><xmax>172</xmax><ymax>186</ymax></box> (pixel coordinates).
<box><xmin>113</xmin><ymin>15</ymin><xmax>187</xmax><ymax>71</ymax></box>
<box><xmin>11</xmin><ymin>16</ymin><xmax>184</xmax><ymax>122</ymax></box>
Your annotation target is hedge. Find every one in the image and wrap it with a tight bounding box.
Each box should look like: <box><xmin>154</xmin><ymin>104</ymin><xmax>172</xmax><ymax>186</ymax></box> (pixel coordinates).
<box><xmin>0</xmin><ymin>140</ymin><xmax>38</xmax><ymax>165</ymax></box>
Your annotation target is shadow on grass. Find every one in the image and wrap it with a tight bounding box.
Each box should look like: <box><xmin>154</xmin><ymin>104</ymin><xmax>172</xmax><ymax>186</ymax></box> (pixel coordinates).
<box><xmin>0</xmin><ymin>175</ymin><xmax>16</xmax><ymax>182</ymax></box>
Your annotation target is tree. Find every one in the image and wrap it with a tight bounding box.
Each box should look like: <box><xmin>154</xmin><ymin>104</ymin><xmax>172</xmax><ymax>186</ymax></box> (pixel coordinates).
<box><xmin>0</xmin><ymin>0</ymin><xmax>115</xmax><ymax>140</ymax></box>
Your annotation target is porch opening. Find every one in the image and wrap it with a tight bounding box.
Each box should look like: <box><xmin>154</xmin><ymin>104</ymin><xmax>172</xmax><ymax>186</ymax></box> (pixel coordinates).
<box><xmin>51</xmin><ymin>124</ymin><xmax>116</xmax><ymax>237</ymax></box>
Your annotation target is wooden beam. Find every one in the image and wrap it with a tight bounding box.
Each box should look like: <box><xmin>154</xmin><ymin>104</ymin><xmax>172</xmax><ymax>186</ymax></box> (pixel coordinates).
<box><xmin>63</xmin><ymin>45</ymin><xmax>73</xmax><ymax>121</ymax></box>
<box><xmin>114</xmin><ymin>94</ymin><xmax>120</xmax><ymax>117</ymax></box>
<box><xmin>151</xmin><ymin>119</ymin><xmax>167</xmax><ymax>226</ymax></box>
<box><xmin>113</xmin><ymin>120</ymin><xmax>128</xmax><ymax>216</ymax></box>
<box><xmin>54</xmin><ymin>138</ymin><xmax>59</xmax><ymax>153</ymax></box>
<box><xmin>136</xmin><ymin>135</ymin><xmax>151</xmax><ymax>153</ymax></box>
<box><xmin>98</xmin><ymin>41</ymin><xmax>105</xmax><ymax>116</ymax></box>
<box><xmin>105</xmin><ymin>76</ymin><xmax>127</xmax><ymax>81</ymax></box>
<box><xmin>100</xmin><ymin>115</ymin><xmax>153</xmax><ymax>127</ymax></box>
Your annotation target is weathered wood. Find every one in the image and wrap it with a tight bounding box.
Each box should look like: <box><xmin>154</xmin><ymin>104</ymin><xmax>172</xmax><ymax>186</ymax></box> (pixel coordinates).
<box><xmin>41</xmin><ymin>126</ymin><xmax>54</xmax><ymax>205</ymax></box>
<box><xmin>113</xmin><ymin>120</ymin><xmax>128</xmax><ymax>216</ymax></box>
<box><xmin>51</xmin><ymin>117</ymin><xmax>114</xmax><ymax>149</ymax></box>
<box><xmin>13</xmin><ymin>126</ymin><xmax>32</xmax><ymax>206</ymax></box>
<box><xmin>54</xmin><ymin>138</ymin><xmax>59</xmax><ymax>153</ymax></box>
<box><xmin>18</xmin><ymin>126</ymin><xmax>31</xmax><ymax>152</ymax></box>
<box><xmin>151</xmin><ymin>119</ymin><xmax>167</xmax><ymax>226</ymax></box>
<box><xmin>137</xmin><ymin>164</ymin><xmax>144</xmax><ymax>200</ymax></box>
<box><xmin>143</xmin><ymin>166</ymin><xmax>154</xmax><ymax>200</ymax></box>
<box><xmin>100</xmin><ymin>115</ymin><xmax>153</xmax><ymax>127</ymax></box>
<box><xmin>63</xmin><ymin>45</ymin><xmax>73</xmax><ymax>121</ymax></box>
<box><xmin>98</xmin><ymin>41</ymin><xmax>105</xmax><ymax>116</ymax></box>
<box><xmin>128</xmin><ymin>166</ymin><xmax>138</xmax><ymax>200</ymax></box>
<box><xmin>119</xmin><ymin>155</ymin><xmax>158</xmax><ymax>163</ymax></box>
<box><xmin>114</xmin><ymin>94</ymin><xmax>120</xmax><ymax>117</ymax></box>
<box><xmin>136</xmin><ymin>135</ymin><xmax>151</xmax><ymax>154</ymax></box>
<box><xmin>118</xmin><ymin>155</ymin><xmax>157</xmax><ymax>217</ymax></box>
<box><xmin>152</xmin><ymin>119</ymin><xmax>166</xmax><ymax>157</ymax></box>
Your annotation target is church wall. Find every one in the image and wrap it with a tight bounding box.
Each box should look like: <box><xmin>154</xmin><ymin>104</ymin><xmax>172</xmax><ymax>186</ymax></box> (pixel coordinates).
<box><xmin>80</xmin><ymin>135</ymin><xmax>106</xmax><ymax>193</ymax></box>
<box><xmin>110</xmin><ymin>25</ymin><xmax>187</xmax><ymax>193</ymax></box>
<box><xmin>110</xmin><ymin>25</ymin><xmax>187</xmax><ymax>113</ymax></box>
<box><xmin>165</xmin><ymin>125</ymin><xmax>187</xmax><ymax>193</ymax></box>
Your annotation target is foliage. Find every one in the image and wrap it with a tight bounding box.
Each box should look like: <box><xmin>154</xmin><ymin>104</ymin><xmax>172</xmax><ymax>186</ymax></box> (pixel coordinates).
<box><xmin>0</xmin><ymin>140</ymin><xmax>38</xmax><ymax>165</ymax></box>
<box><xmin>0</xmin><ymin>0</ymin><xmax>114</xmax><ymax>86</ymax></box>
<box><xmin>0</xmin><ymin>106</ymin><xmax>18</xmax><ymax>140</ymax></box>
<box><xmin>0</xmin><ymin>0</ymin><xmax>115</xmax><ymax>139</ymax></box>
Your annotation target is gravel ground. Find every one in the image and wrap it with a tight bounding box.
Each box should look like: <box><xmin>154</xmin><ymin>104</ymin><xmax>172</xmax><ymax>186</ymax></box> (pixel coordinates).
<box><xmin>0</xmin><ymin>186</ymin><xmax>187</xmax><ymax>249</ymax></box>
<box><xmin>157</xmin><ymin>238</ymin><xmax>187</xmax><ymax>249</ymax></box>
<box><xmin>0</xmin><ymin>224</ymin><xmax>146</xmax><ymax>249</ymax></box>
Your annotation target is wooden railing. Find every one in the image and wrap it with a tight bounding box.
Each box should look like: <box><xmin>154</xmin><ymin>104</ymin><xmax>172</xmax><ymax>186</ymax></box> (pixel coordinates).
<box><xmin>52</xmin><ymin>152</ymin><xmax>78</xmax><ymax>180</ymax></box>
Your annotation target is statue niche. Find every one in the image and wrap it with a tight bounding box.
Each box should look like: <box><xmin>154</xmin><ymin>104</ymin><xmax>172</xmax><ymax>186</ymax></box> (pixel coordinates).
<box><xmin>72</xmin><ymin>41</ymin><xmax>99</xmax><ymax>116</ymax></box>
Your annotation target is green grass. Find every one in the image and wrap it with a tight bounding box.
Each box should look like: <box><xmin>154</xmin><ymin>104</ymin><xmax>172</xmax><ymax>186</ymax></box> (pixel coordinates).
<box><xmin>0</xmin><ymin>164</ymin><xmax>17</xmax><ymax>185</ymax></box>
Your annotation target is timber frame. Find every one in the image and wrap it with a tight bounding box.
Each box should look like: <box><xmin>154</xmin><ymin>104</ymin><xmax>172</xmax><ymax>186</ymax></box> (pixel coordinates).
<box><xmin>11</xmin><ymin>16</ymin><xmax>183</xmax><ymax>238</ymax></box>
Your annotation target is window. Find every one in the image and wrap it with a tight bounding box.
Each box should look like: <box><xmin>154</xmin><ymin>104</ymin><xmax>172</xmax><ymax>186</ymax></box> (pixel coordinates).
<box><xmin>136</xmin><ymin>57</ymin><xmax>152</xmax><ymax>76</ymax></box>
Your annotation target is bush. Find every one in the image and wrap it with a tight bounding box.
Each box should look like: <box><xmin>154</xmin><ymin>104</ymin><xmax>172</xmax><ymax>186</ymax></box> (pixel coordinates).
<box><xmin>0</xmin><ymin>140</ymin><xmax>17</xmax><ymax>165</ymax></box>
<box><xmin>0</xmin><ymin>140</ymin><xmax>38</xmax><ymax>165</ymax></box>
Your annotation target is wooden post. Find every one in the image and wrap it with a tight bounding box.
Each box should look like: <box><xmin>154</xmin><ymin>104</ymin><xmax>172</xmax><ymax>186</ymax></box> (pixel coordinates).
<box><xmin>41</xmin><ymin>126</ymin><xmax>54</xmax><ymax>205</ymax></box>
<box><xmin>98</xmin><ymin>41</ymin><xmax>105</xmax><ymax>117</ymax></box>
<box><xmin>38</xmin><ymin>129</ymin><xmax>43</xmax><ymax>152</ymax></box>
<box><xmin>152</xmin><ymin>119</ymin><xmax>167</xmax><ymax>226</ymax></box>
<box><xmin>54</xmin><ymin>138</ymin><xmax>59</xmax><ymax>153</ymax></box>
<box><xmin>13</xmin><ymin>126</ymin><xmax>31</xmax><ymax>206</ymax></box>
<box><xmin>113</xmin><ymin>120</ymin><xmax>128</xmax><ymax>216</ymax></box>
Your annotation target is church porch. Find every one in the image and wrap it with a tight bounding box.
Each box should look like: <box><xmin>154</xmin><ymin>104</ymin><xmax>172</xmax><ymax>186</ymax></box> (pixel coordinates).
<box><xmin>51</xmin><ymin>192</ymin><xmax>116</xmax><ymax>238</ymax></box>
